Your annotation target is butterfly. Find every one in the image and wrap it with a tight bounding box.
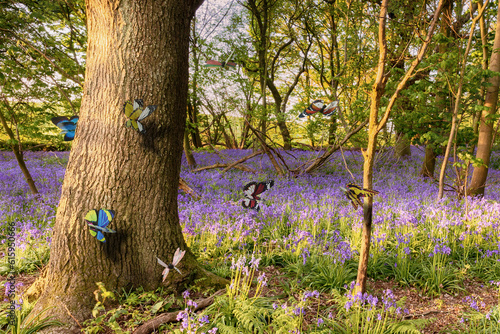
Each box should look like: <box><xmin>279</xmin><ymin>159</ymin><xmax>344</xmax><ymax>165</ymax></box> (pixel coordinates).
<box><xmin>123</xmin><ymin>99</ymin><xmax>157</xmax><ymax>133</ymax></box>
<box><xmin>205</xmin><ymin>51</ymin><xmax>237</xmax><ymax>69</ymax></box>
<box><xmin>157</xmin><ymin>248</ymin><xmax>186</xmax><ymax>281</ymax></box>
<box><xmin>242</xmin><ymin>180</ymin><xmax>274</xmax><ymax>211</ymax></box>
<box><xmin>340</xmin><ymin>183</ymin><xmax>379</xmax><ymax>210</ymax></box>
<box><xmin>51</xmin><ymin>116</ymin><xmax>79</xmax><ymax>141</ymax></box>
<box><xmin>84</xmin><ymin>209</ymin><xmax>116</xmax><ymax>242</ymax></box>
<box><xmin>298</xmin><ymin>100</ymin><xmax>340</xmax><ymax>118</ymax></box>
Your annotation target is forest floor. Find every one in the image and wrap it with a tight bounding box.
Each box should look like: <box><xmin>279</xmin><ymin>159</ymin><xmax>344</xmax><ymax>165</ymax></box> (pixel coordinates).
<box><xmin>1</xmin><ymin>147</ymin><xmax>500</xmax><ymax>333</ymax></box>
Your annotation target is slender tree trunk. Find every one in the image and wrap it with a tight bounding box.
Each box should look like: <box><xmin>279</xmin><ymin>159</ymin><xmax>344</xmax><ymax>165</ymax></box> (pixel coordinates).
<box><xmin>222</xmin><ymin>113</ymin><xmax>238</xmax><ymax>149</ymax></box>
<box><xmin>470</xmin><ymin>0</ymin><xmax>490</xmax><ymax>154</ymax></box>
<box><xmin>30</xmin><ymin>1</ymin><xmax>226</xmax><ymax>331</ymax></box>
<box><xmin>420</xmin><ymin>145</ymin><xmax>436</xmax><ymax>177</ymax></box>
<box><xmin>357</xmin><ymin>0</ymin><xmax>388</xmax><ymax>293</ymax></box>
<box><xmin>239</xmin><ymin>108</ymin><xmax>252</xmax><ymax>149</ymax></box>
<box><xmin>438</xmin><ymin>2</ymin><xmax>489</xmax><ymax>199</ymax></box>
<box><xmin>469</xmin><ymin>1</ymin><xmax>500</xmax><ymax>196</ymax></box>
<box><xmin>356</xmin><ymin>0</ymin><xmax>443</xmax><ymax>293</ymax></box>
<box><xmin>0</xmin><ymin>108</ymin><xmax>39</xmax><ymax>194</ymax></box>
<box><xmin>184</xmin><ymin>127</ymin><xmax>196</xmax><ymax>168</ymax></box>
<box><xmin>189</xmin><ymin>20</ymin><xmax>203</xmax><ymax>148</ymax></box>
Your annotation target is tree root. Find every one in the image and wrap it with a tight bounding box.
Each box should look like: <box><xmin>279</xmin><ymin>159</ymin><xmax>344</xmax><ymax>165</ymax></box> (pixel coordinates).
<box><xmin>132</xmin><ymin>289</ymin><xmax>226</xmax><ymax>334</ymax></box>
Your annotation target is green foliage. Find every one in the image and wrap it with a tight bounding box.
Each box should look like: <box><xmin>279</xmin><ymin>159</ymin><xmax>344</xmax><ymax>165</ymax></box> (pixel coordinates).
<box><xmin>0</xmin><ymin>244</ymin><xmax>50</xmax><ymax>276</ymax></box>
<box><xmin>0</xmin><ymin>0</ymin><xmax>85</xmax><ymax>148</ymax></box>
<box><xmin>0</xmin><ymin>299</ymin><xmax>62</xmax><ymax>334</ymax></box>
<box><xmin>82</xmin><ymin>284</ymin><xmax>176</xmax><ymax>333</ymax></box>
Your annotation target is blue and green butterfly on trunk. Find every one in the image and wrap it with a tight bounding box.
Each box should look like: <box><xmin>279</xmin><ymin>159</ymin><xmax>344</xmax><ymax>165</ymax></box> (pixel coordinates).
<box><xmin>84</xmin><ymin>209</ymin><xmax>116</xmax><ymax>242</ymax></box>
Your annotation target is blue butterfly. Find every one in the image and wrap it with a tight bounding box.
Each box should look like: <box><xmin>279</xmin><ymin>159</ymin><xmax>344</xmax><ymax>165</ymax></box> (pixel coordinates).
<box><xmin>84</xmin><ymin>209</ymin><xmax>116</xmax><ymax>242</ymax></box>
<box><xmin>51</xmin><ymin>116</ymin><xmax>79</xmax><ymax>141</ymax></box>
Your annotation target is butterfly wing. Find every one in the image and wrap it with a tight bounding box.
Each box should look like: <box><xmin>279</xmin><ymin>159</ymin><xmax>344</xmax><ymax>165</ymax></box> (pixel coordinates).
<box><xmin>51</xmin><ymin>116</ymin><xmax>70</xmax><ymax>126</ymax></box>
<box><xmin>157</xmin><ymin>257</ymin><xmax>168</xmax><ymax>268</ymax></box>
<box><xmin>85</xmin><ymin>209</ymin><xmax>98</xmax><ymax>223</ymax></box>
<box><xmin>242</xmin><ymin>198</ymin><xmax>260</xmax><ymax>211</ymax></box>
<box><xmin>252</xmin><ymin>180</ymin><xmax>274</xmax><ymax>198</ymax></box>
<box><xmin>96</xmin><ymin>230</ymin><xmax>106</xmax><ymax>242</ymax></box>
<box><xmin>347</xmin><ymin>183</ymin><xmax>379</xmax><ymax>198</ymax></box>
<box><xmin>123</xmin><ymin>99</ymin><xmax>145</xmax><ymax>121</ymax></box>
<box><xmin>205</xmin><ymin>60</ymin><xmax>223</xmax><ymax>67</ymax></box>
<box><xmin>69</xmin><ymin>116</ymin><xmax>79</xmax><ymax>123</ymax></box>
<box><xmin>310</xmin><ymin>100</ymin><xmax>325</xmax><ymax>112</ymax></box>
<box><xmin>298</xmin><ymin>106</ymin><xmax>319</xmax><ymax>118</ymax></box>
<box><xmin>126</xmin><ymin>119</ymin><xmax>140</xmax><ymax>131</ymax></box>
<box><xmin>157</xmin><ymin>257</ymin><xmax>170</xmax><ymax>281</ymax></box>
<box><xmin>136</xmin><ymin>105</ymin><xmax>156</xmax><ymax>122</ymax></box>
<box><xmin>123</xmin><ymin>101</ymin><xmax>134</xmax><ymax>118</ymax></box>
<box><xmin>56</xmin><ymin>121</ymin><xmax>77</xmax><ymax>132</ymax></box>
<box><xmin>226</xmin><ymin>62</ymin><xmax>237</xmax><ymax>68</ymax></box>
<box><xmin>344</xmin><ymin>190</ymin><xmax>360</xmax><ymax>209</ymax></box>
<box><xmin>97</xmin><ymin>209</ymin><xmax>115</xmax><ymax>229</ymax></box>
<box><xmin>243</xmin><ymin>182</ymin><xmax>257</xmax><ymax>199</ymax></box>
<box><xmin>321</xmin><ymin>101</ymin><xmax>339</xmax><ymax>116</ymax></box>
<box><xmin>172</xmin><ymin>248</ymin><xmax>186</xmax><ymax>266</ymax></box>
<box><xmin>85</xmin><ymin>209</ymin><xmax>100</xmax><ymax>238</ymax></box>
<box><xmin>63</xmin><ymin>131</ymin><xmax>75</xmax><ymax>141</ymax></box>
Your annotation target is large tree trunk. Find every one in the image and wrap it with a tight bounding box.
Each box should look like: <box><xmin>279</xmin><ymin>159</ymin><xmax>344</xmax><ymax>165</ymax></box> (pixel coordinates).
<box><xmin>469</xmin><ymin>2</ymin><xmax>500</xmax><ymax>196</ymax></box>
<box><xmin>29</xmin><ymin>1</ymin><xmax>226</xmax><ymax>331</ymax></box>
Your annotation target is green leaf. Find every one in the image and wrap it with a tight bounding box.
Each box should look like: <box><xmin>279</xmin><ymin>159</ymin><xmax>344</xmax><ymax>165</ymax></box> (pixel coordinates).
<box><xmin>150</xmin><ymin>301</ymin><xmax>165</xmax><ymax>314</ymax></box>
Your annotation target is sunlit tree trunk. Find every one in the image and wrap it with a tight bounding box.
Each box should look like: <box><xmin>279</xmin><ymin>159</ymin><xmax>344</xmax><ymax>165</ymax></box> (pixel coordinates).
<box><xmin>29</xmin><ymin>1</ymin><xmax>227</xmax><ymax>331</ymax></box>
<box><xmin>469</xmin><ymin>1</ymin><xmax>500</xmax><ymax>196</ymax></box>
<box><xmin>356</xmin><ymin>0</ymin><xmax>443</xmax><ymax>293</ymax></box>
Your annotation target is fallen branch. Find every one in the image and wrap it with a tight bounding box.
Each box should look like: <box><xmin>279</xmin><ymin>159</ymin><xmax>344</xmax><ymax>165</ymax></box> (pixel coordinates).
<box><xmin>302</xmin><ymin>118</ymin><xmax>368</xmax><ymax>175</ymax></box>
<box><xmin>193</xmin><ymin>163</ymin><xmax>258</xmax><ymax>174</ymax></box>
<box><xmin>178</xmin><ymin>177</ymin><xmax>200</xmax><ymax>199</ymax></box>
<box><xmin>221</xmin><ymin>150</ymin><xmax>264</xmax><ymax>173</ymax></box>
<box><xmin>133</xmin><ymin>289</ymin><xmax>226</xmax><ymax>334</ymax></box>
<box><xmin>244</xmin><ymin>120</ymin><xmax>285</xmax><ymax>176</ymax></box>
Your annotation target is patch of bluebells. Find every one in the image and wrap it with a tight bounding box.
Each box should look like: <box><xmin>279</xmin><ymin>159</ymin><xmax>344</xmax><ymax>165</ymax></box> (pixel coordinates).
<box><xmin>463</xmin><ymin>295</ymin><xmax>486</xmax><ymax>312</ymax></box>
<box><xmin>3</xmin><ymin>147</ymin><xmax>500</xmax><ymax>297</ymax></box>
<box><xmin>342</xmin><ymin>281</ymin><xmax>407</xmax><ymax>316</ymax></box>
<box><xmin>176</xmin><ymin>290</ymin><xmax>217</xmax><ymax>334</ymax></box>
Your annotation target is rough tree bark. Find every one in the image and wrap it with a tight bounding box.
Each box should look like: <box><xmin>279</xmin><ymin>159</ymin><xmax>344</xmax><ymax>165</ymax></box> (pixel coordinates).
<box><xmin>468</xmin><ymin>1</ymin><xmax>500</xmax><ymax>196</ymax></box>
<box><xmin>29</xmin><ymin>1</ymin><xmax>227</xmax><ymax>332</ymax></box>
